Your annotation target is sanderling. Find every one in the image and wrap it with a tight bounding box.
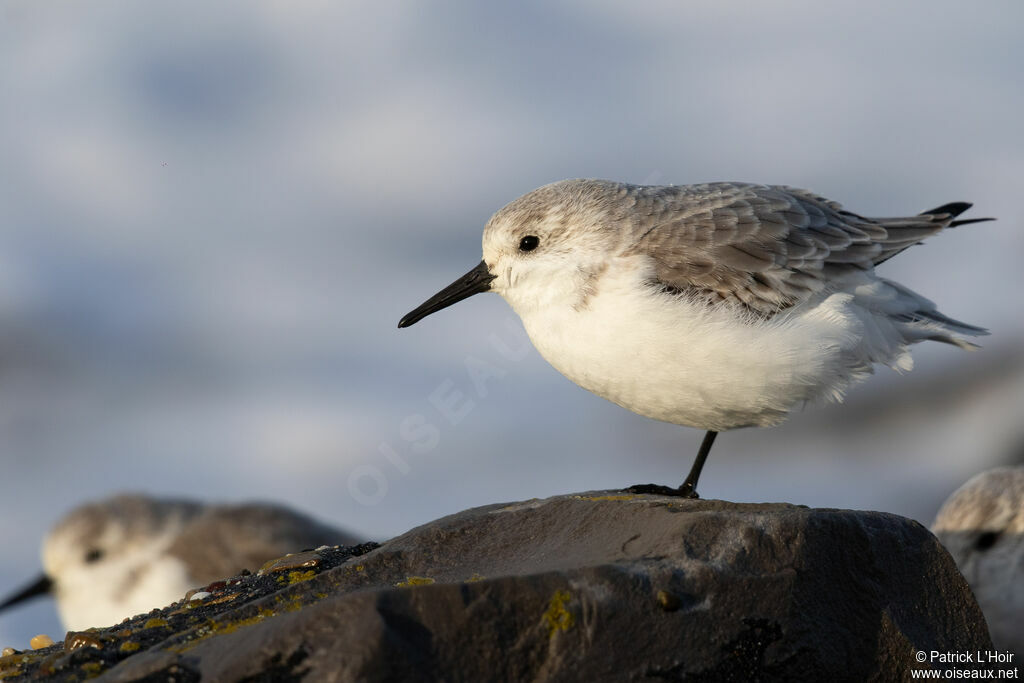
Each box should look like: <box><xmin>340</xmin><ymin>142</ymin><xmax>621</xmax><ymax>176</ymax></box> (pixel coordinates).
<box><xmin>0</xmin><ymin>494</ymin><xmax>360</xmax><ymax>630</ymax></box>
<box><xmin>933</xmin><ymin>467</ymin><xmax>1024</xmax><ymax>658</ymax></box>
<box><xmin>399</xmin><ymin>179</ymin><xmax>990</xmax><ymax>497</ymax></box>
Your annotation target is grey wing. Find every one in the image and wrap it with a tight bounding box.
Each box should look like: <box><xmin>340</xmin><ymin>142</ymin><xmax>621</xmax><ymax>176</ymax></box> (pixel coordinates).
<box><xmin>630</xmin><ymin>183</ymin><xmax>963</xmax><ymax>315</ymax></box>
<box><xmin>169</xmin><ymin>504</ymin><xmax>362</xmax><ymax>582</ymax></box>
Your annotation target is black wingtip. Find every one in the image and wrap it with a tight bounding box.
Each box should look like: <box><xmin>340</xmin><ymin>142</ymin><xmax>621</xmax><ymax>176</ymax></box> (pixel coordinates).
<box><xmin>948</xmin><ymin>217</ymin><xmax>996</xmax><ymax>228</ymax></box>
<box><xmin>920</xmin><ymin>201</ymin><xmax>972</xmax><ymax>218</ymax></box>
<box><xmin>919</xmin><ymin>202</ymin><xmax>995</xmax><ymax>227</ymax></box>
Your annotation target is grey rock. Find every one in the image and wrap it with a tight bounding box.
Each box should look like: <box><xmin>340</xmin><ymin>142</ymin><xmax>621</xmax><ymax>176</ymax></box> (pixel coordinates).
<box><xmin>2</xmin><ymin>493</ymin><xmax>996</xmax><ymax>682</ymax></box>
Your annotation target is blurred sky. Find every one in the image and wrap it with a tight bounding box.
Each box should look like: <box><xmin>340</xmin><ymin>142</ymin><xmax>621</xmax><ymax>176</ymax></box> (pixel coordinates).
<box><xmin>1</xmin><ymin>0</ymin><xmax>1023</xmax><ymax>646</ymax></box>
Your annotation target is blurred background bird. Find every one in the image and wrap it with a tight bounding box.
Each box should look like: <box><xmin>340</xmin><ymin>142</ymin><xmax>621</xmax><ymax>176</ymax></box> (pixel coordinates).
<box><xmin>933</xmin><ymin>468</ymin><xmax>1024</xmax><ymax>660</ymax></box>
<box><xmin>0</xmin><ymin>494</ymin><xmax>361</xmax><ymax>632</ymax></box>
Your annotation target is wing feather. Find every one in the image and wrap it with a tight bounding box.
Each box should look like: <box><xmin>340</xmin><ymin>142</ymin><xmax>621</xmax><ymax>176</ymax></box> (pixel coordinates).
<box><xmin>628</xmin><ymin>183</ymin><xmax>975</xmax><ymax>315</ymax></box>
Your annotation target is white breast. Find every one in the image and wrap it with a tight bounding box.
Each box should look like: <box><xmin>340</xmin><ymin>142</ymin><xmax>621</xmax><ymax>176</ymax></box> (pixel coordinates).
<box><xmin>509</xmin><ymin>257</ymin><xmax>905</xmax><ymax>431</ymax></box>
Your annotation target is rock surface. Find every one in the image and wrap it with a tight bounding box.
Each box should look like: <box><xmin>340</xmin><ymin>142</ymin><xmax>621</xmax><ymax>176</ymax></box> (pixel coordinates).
<box><xmin>0</xmin><ymin>493</ymin><xmax>995</xmax><ymax>682</ymax></box>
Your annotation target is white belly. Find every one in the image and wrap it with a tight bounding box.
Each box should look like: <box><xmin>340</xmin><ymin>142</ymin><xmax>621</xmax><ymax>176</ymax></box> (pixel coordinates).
<box><xmin>513</xmin><ymin>264</ymin><xmax>899</xmax><ymax>432</ymax></box>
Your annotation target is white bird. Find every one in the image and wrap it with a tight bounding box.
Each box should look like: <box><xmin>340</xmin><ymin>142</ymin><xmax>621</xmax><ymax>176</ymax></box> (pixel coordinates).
<box><xmin>399</xmin><ymin>179</ymin><xmax>990</xmax><ymax>496</ymax></box>
<box><xmin>0</xmin><ymin>494</ymin><xmax>360</xmax><ymax>630</ymax></box>
<box><xmin>933</xmin><ymin>467</ymin><xmax>1024</xmax><ymax>659</ymax></box>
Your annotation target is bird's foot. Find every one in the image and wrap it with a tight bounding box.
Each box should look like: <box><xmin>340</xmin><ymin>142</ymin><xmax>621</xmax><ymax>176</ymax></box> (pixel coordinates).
<box><xmin>625</xmin><ymin>483</ymin><xmax>699</xmax><ymax>499</ymax></box>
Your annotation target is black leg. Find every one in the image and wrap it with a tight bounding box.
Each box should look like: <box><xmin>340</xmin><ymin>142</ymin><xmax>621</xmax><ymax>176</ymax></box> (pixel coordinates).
<box><xmin>626</xmin><ymin>430</ymin><xmax>719</xmax><ymax>499</ymax></box>
<box><xmin>676</xmin><ymin>430</ymin><xmax>717</xmax><ymax>497</ymax></box>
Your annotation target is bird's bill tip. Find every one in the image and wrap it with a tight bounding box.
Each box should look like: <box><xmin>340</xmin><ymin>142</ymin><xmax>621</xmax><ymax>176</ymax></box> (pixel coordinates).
<box><xmin>398</xmin><ymin>260</ymin><xmax>495</xmax><ymax>328</ymax></box>
<box><xmin>0</xmin><ymin>574</ymin><xmax>53</xmax><ymax>613</ymax></box>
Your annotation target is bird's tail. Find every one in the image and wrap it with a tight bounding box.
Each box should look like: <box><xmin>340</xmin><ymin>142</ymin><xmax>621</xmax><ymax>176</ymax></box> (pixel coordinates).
<box><xmin>871</xmin><ymin>202</ymin><xmax>995</xmax><ymax>266</ymax></box>
<box><xmin>883</xmin><ymin>280</ymin><xmax>988</xmax><ymax>350</ymax></box>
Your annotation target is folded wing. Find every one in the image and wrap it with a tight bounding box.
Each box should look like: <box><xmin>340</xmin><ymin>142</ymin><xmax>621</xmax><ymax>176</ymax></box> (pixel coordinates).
<box><xmin>629</xmin><ymin>182</ymin><xmax>987</xmax><ymax>316</ymax></box>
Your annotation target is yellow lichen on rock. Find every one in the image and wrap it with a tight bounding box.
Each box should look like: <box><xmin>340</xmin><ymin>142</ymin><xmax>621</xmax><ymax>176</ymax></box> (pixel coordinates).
<box><xmin>287</xmin><ymin>570</ymin><xmax>316</xmax><ymax>585</ymax></box>
<box><xmin>396</xmin><ymin>576</ymin><xmax>435</xmax><ymax>587</ymax></box>
<box><xmin>543</xmin><ymin>590</ymin><xmax>575</xmax><ymax>637</ymax></box>
<box><xmin>0</xmin><ymin>650</ymin><xmax>32</xmax><ymax>681</ymax></box>
<box><xmin>173</xmin><ymin>607</ymin><xmax>277</xmax><ymax>654</ymax></box>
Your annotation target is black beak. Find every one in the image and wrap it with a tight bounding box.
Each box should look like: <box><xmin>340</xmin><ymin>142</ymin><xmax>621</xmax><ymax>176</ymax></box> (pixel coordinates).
<box><xmin>0</xmin><ymin>574</ymin><xmax>53</xmax><ymax>613</ymax></box>
<box><xmin>398</xmin><ymin>260</ymin><xmax>496</xmax><ymax>328</ymax></box>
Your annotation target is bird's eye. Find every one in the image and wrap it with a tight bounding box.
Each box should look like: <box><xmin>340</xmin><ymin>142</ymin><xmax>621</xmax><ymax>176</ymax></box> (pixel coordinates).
<box><xmin>974</xmin><ymin>531</ymin><xmax>1000</xmax><ymax>551</ymax></box>
<box><xmin>519</xmin><ymin>235</ymin><xmax>539</xmax><ymax>252</ymax></box>
<box><xmin>84</xmin><ymin>548</ymin><xmax>104</xmax><ymax>564</ymax></box>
